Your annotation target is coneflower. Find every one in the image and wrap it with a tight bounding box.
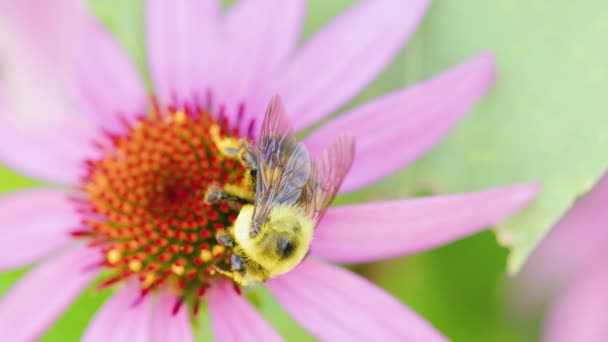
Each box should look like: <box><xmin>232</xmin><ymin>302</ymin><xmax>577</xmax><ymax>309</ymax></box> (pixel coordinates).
<box><xmin>0</xmin><ymin>0</ymin><xmax>538</xmax><ymax>340</ymax></box>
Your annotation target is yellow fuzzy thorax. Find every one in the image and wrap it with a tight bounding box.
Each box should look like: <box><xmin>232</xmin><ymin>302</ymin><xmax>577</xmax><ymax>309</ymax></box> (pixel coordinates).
<box><xmin>232</xmin><ymin>204</ymin><xmax>314</xmax><ymax>283</ymax></box>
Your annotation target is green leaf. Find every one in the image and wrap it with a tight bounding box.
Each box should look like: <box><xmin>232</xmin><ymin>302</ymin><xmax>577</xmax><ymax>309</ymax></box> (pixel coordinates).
<box><xmin>372</xmin><ymin>0</ymin><xmax>608</xmax><ymax>272</ymax></box>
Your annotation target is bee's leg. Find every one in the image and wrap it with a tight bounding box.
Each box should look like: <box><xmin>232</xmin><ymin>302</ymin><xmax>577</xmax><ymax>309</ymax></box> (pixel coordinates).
<box><xmin>216</xmin><ymin>230</ymin><xmax>235</xmax><ymax>248</ymax></box>
<box><xmin>212</xmin><ymin>266</ymin><xmax>232</xmax><ymax>278</ymax></box>
<box><xmin>238</xmin><ymin>141</ymin><xmax>257</xmax><ymax>171</ymax></box>
<box><xmin>239</xmin><ymin>142</ymin><xmax>258</xmax><ymax>194</ymax></box>
<box><xmin>212</xmin><ymin>254</ymin><xmax>248</xmax><ymax>287</ymax></box>
<box><xmin>205</xmin><ymin>184</ymin><xmax>253</xmax><ymax>205</ymax></box>
<box><xmin>209</xmin><ymin>124</ymin><xmax>258</xmax><ymax>175</ymax></box>
<box><xmin>210</xmin><ymin>125</ymin><xmax>242</xmax><ymax>159</ymax></box>
<box><xmin>230</xmin><ymin>254</ymin><xmax>246</xmax><ymax>276</ymax></box>
<box><xmin>212</xmin><ymin>266</ymin><xmax>247</xmax><ymax>286</ymax></box>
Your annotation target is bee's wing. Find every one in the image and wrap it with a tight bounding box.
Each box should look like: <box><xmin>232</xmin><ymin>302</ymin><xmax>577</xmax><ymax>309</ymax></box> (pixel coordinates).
<box><xmin>252</xmin><ymin>95</ymin><xmax>313</xmax><ymax>230</ymax></box>
<box><xmin>309</xmin><ymin>134</ymin><xmax>356</xmax><ymax>222</ymax></box>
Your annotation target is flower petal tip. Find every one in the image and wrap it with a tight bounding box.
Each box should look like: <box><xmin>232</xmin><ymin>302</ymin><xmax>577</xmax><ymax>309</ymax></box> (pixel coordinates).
<box><xmin>469</xmin><ymin>51</ymin><xmax>498</xmax><ymax>86</ymax></box>
<box><xmin>508</xmin><ymin>182</ymin><xmax>542</xmax><ymax>205</ymax></box>
<box><xmin>311</xmin><ymin>183</ymin><xmax>541</xmax><ymax>264</ymax></box>
<box><xmin>491</xmin><ymin>183</ymin><xmax>541</xmax><ymax>217</ymax></box>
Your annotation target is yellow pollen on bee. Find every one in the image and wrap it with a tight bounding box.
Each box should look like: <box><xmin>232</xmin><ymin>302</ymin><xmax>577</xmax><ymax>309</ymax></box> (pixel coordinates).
<box><xmin>128</xmin><ymin>260</ymin><xmax>142</xmax><ymax>272</ymax></box>
<box><xmin>107</xmin><ymin>249</ymin><xmax>121</xmax><ymax>264</ymax></box>
<box><xmin>210</xmin><ymin>124</ymin><xmax>222</xmax><ymax>142</ymax></box>
<box><xmin>213</xmin><ymin>266</ymin><xmax>248</xmax><ymax>287</ymax></box>
<box><xmin>224</xmin><ymin>183</ymin><xmax>254</xmax><ymax>203</ymax></box>
<box><xmin>210</xmin><ymin>124</ymin><xmax>242</xmax><ymax>157</ymax></box>
<box><xmin>234</xmin><ymin>273</ymin><xmax>247</xmax><ymax>287</ymax></box>
<box><xmin>200</xmin><ymin>249</ymin><xmax>213</xmax><ymax>262</ymax></box>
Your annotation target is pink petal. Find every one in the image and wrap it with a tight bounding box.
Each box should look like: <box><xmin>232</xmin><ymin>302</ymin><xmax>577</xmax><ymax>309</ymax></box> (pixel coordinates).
<box><xmin>82</xmin><ymin>281</ymin><xmax>153</xmax><ymax>342</ymax></box>
<box><xmin>0</xmin><ymin>189</ymin><xmax>80</xmax><ymax>271</ymax></box>
<box><xmin>0</xmin><ymin>1</ymin><xmax>101</xmax><ymax>185</ymax></box>
<box><xmin>208</xmin><ymin>281</ymin><xmax>282</xmax><ymax>342</ymax></box>
<box><xmin>0</xmin><ymin>0</ymin><xmax>84</xmax><ymax>88</ymax></box>
<box><xmin>0</xmin><ymin>94</ymin><xmax>97</xmax><ymax>185</ymax></box>
<box><xmin>305</xmin><ymin>53</ymin><xmax>497</xmax><ymax>193</ymax></box>
<box><xmin>219</xmin><ymin>0</ymin><xmax>307</xmax><ymax>130</ymax></box>
<box><xmin>266</xmin><ymin>259</ymin><xmax>446</xmax><ymax>341</ymax></box>
<box><xmin>1</xmin><ymin>0</ymin><xmax>146</xmax><ymax>135</ymax></box>
<box><xmin>277</xmin><ymin>0</ymin><xmax>430</xmax><ymax>131</ymax></box>
<box><xmin>311</xmin><ymin>184</ymin><xmax>539</xmax><ymax>264</ymax></box>
<box><xmin>519</xmin><ymin>172</ymin><xmax>608</xmax><ymax>304</ymax></box>
<box><xmin>146</xmin><ymin>0</ymin><xmax>220</xmax><ymax>104</ymax></box>
<box><xmin>150</xmin><ymin>288</ymin><xmax>193</xmax><ymax>342</ymax></box>
<box><xmin>0</xmin><ymin>245</ymin><xmax>100</xmax><ymax>341</ymax></box>
<box><xmin>75</xmin><ymin>19</ymin><xmax>148</xmax><ymax>133</ymax></box>
<box><xmin>543</xmin><ymin>266</ymin><xmax>608</xmax><ymax>342</ymax></box>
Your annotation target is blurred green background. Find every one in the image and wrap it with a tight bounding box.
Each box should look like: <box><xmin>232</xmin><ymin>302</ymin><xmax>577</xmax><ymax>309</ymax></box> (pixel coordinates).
<box><xmin>2</xmin><ymin>0</ymin><xmax>608</xmax><ymax>341</ymax></box>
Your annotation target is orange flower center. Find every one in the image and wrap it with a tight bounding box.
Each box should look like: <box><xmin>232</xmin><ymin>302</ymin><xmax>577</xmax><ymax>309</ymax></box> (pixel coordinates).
<box><xmin>72</xmin><ymin>101</ymin><xmax>251</xmax><ymax>313</ymax></box>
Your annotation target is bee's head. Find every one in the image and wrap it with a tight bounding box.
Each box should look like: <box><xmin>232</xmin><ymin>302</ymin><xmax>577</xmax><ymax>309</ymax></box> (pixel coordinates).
<box><xmin>259</xmin><ymin>217</ymin><xmax>301</xmax><ymax>261</ymax></box>
<box><xmin>233</xmin><ymin>204</ymin><xmax>314</xmax><ymax>279</ymax></box>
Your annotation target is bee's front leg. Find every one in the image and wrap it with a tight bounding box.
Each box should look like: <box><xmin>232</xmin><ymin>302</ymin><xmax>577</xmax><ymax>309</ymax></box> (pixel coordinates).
<box><xmin>216</xmin><ymin>230</ymin><xmax>235</xmax><ymax>248</ymax></box>
<box><xmin>205</xmin><ymin>184</ymin><xmax>253</xmax><ymax>205</ymax></box>
<box><xmin>230</xmin><ymin>254</ymin><xmax>246</xmax><ymax>276</ymax></box>
<box><xmin>210</xmin><ymin>124</ymin><xmax>257</xmax><ymax>167</ymax></box>
<box><xmin>212</xmin><ymin>266</ymin><xmax>248</xmax><ymax>287</ymax></box>
<box><xmin>210</xmin><ymin>125</ymin><xmax>242</xmax><ymax>159</ymax></box>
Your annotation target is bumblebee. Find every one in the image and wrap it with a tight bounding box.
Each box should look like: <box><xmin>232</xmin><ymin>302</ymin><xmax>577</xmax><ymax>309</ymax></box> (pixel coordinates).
<box><xmin>207</xmin><ymin>95</ymin><xmax>355</xmax><ymax>286</ymax></box>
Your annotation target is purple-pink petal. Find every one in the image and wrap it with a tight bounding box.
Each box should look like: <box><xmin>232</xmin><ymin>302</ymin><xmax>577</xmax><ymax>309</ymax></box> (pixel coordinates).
<box><xmin>518</xmin><ymin>172</ymin><xmax>608</xmax><ymax>306</ymax></box>
<box><xmin>0</xmin><ymin>95</ymin><xmax>97</xmax><ymax>185</ymax></box>
<box><xmin>0</xmin><ymin>3</ymin><xmax>101</xmax><ymax>185</ymax></box>
<box><xmin>0</xmin><ymin>189</ymin><xmax>80</xmax><ymax>271</ymax></box>
<box><xmin>543</xmin><ymin>265</ymin><xmax>608</xmax><ymax>342</ymax></box>
<box><xmin>208</xmin><ymin>281</ymin><xmax>282</xmax><ymax>342</ymax></box>
<box><xmin>0</xmin><ymin>245</ymin><xmax>100</xmax><ymax>341</ymax></box>
<box><xmin>0</xmin><ymin>0</ymin><xmax>103</xmax><ymax>151</ymax></box>
<box><xmin>278</xmin><ymin>0</ymin><xmax>430</xmax><ymax>131</ymax></box>
<box><xmin>266</xmin><ymin>258</ymin><xmax>446</xmax><ymax>341</ymax></box>
<box><xmin>82</xmin><ymin>281</ymin><xmax>153</xmax><ymax>342</ymax></box>
<box><xmin>219</xmin><ymin>0</ymin><xmax>307</xmax><ymax>130</ymax></box>
<box><xmin>75</xmin><ymin>18</ymin><xmax>148</xmax><ymax>133</ymax></box>
<box><xmin>146</xmin><ymin>0</ymin><xmax>221</xmax><ymax>104</ymax></box>
<box><xmin>0</xmin><ymin>0</ymin><xmax>85</xmax><ymax>85</ymax></box>
<box><xmin>0</xmin><ymin>97</ymin><xmax>95</xmax><ymax>185</ymax></box>
<box><xmin>150</xmin><ymin>288</ymin><xmax>194</xmax><ymax>342</ymax></box>
<box><xmin>311</xmin><ymin>183</ymin><xmax>539</xmax><ymax>264</ymax></box>
<box><xmin>305</xmin><ymin>53</ymin><xmax>497</xmax><ymax>193</ymax></box>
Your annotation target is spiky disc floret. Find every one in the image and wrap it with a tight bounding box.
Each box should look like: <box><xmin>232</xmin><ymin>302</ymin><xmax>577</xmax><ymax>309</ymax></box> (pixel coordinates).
<box><xmin>72</xmin><ymin>100</ymin><xmax>253</xmax><ymax>314</ymax></box>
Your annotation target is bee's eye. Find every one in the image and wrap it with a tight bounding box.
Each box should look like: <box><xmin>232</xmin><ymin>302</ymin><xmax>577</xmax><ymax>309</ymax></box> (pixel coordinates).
<box><xmin>276</xmin><ymin>238</ymin><xmax>295</xmax><ymax>259</ymax></box>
